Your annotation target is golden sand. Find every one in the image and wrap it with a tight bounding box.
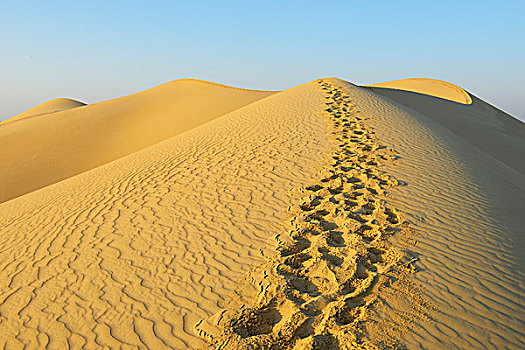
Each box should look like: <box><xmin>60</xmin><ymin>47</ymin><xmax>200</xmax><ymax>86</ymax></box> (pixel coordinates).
<box><xmin>0</xmin><ymin>79</ymin><xmax>274</xmax><ymax>204</ymax></box>
<box><xmin>0</xmin><ymin>78</ymin><xmax>523</xmax><ymax>349</ymax></box>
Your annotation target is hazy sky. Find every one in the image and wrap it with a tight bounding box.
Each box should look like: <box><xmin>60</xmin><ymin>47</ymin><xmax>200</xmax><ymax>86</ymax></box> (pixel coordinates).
<box><xmin>2</xmin><ymin>1</ymin><xmax>524</xmax><ymax>120</ymax></box>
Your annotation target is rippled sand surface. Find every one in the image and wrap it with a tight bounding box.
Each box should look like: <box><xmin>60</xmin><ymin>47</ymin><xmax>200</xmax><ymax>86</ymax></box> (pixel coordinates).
<box><xmin>0</xmin><ymin>78</ymin><xmax>523</xmax><ymax>349</ymax></box>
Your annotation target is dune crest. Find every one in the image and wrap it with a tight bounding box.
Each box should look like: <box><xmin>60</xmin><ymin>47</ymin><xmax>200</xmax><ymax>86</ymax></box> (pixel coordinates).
<box><xmin>367</xmin><ymin>79</ymin><xmax>525</xmax><ymax>175</ymax></box>
<box><xmin>198</xmin><ymin>79</ymin><xmax>417</xmax><ymax>349</ymax></box>
<box><xmin>366</xmin><ymin>78</ymin><xmax>472</xmax><ymax>104</ymax></box>
<box><xmin>165</xmin><ymin>78</ymin><xmax>278</xmax><ymax>92</ymax></box>
<box><xmin>335</xmin><ymin>78</ymin><xmax>525</xmax><ymax>348</ymax></box>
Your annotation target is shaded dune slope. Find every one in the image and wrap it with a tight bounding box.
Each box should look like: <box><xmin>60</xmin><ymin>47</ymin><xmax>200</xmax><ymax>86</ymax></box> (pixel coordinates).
<box><xmin>337</xmin><ymin>78</ymin><xmax>524</xmax><ymax>349</ymax></box>
<box><xmin>367</xmin><ymin>83</ymin><xmax>525</xmax><ymax>175</ymax></box>
<box><xmin>0</xmin><ymin>81</ymin><xmax>330</xmax><ymax>349</ymax></box>
<box><xmin>0</xmin><ymin>79</ymin><xmax>275</xmax><ymax>204</ymax></box>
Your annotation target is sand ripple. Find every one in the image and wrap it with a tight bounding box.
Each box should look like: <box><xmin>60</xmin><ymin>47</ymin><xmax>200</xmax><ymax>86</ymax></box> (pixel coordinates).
<box><xmin>0</xmin><ymin>82</ymin><xmax>329</xmax><ymax>349</ymax></box>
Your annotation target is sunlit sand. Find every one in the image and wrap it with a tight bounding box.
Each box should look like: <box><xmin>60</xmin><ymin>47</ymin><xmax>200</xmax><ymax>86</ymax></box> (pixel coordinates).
<box><xmin>0</xmin><ymin>78</ymin><xmax>523</xmax><ymax>349</ymax></box>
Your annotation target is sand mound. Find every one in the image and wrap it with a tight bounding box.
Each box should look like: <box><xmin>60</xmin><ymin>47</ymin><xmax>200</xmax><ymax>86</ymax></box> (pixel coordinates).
<box><xmin>4</xmin><ymin>97</ymin><xmax>87</xmax><ymax>122</ymax></box>
<box><xmin>0</xmin><ymin>77</ymin><xmax>523</xmax><ymax>349</ymax></box>
<box><xmin>0</xmin><ymin>80</ymin><xmax>330</xmax><ymax>348</ymax></box>
<box><xmin>0</xmin><ymin>79</ymin><xmax>275</xmax><ymax>203</ymax></box>
<box><xmin>199</xmin><ymin>80</ymin><xmax>411</xmax><ymax>349</ymax></box>
<box><xmin>366</xmin><ymin>83</ymin><xmax>525</xmax><ymax>175</ymax></box>
<box><xmin>336</xmin><ymin>78</ymin><xmax>525</xmax><ymax>349</ymax></box>
<box><xmin>366</xmin><ymin>78</ymin><xmax>472</xmax><ymax>104</ymax></box>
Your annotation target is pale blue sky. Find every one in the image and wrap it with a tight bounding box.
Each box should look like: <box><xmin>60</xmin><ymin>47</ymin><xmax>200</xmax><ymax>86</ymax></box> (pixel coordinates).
<box><xmin>1</xmin><ymin>1</ymin><xmax>524</xmax><ymax>120</ymax></box>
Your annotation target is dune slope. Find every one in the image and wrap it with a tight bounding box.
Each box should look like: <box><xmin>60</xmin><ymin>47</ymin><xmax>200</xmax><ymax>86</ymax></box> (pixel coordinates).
<box><xmin>0</xmin><ymin>77</ymin><xmax>523</xmax><ymax>349</ymax></box>
<box><xmin>334</xmin><ymin>78</ymin><xmax>525</xmax><ymax>349</ymax></box>
<box><xmin>0</xmin><ymin>80</ymin><xmax>275</xmax><ymax>204</ymax></box>
<box><xmin>0</xmin><ymin>81</ymin><xmax>330</xmax><ymax>349</ymax></box>
<box><xmin>367</xmin><ymin>83</ymin><xmax>525</xmax><ymax>175</ymax></box>
<box><xmin>196</xmin><ymin>79</ymin><xmax>524</xmax><ymax>349</ymax></box>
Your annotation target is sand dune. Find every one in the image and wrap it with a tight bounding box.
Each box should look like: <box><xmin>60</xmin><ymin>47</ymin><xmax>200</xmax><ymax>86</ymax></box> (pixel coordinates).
<box><xmin>0</xmin><ymin>79</ymin><xmax>274</xmax><ymax>204</ymax></box>
<box><xmin>3</xmin><ymin>98</ymin><xmax>87</xmax><ymax>123</ymax></box>
<box><xmin>334</xmin><ymin>79</ymin><xmax>525</xmax><ymax>349</ymax></box>
<box><xmin>0</xmin><ymin>77</ymin><xmax>523</xmax><ymax>349</ymax></box>
<box><xmin>367</xmin><ymin>82</ymin><xmax>525</xmax><ymax>174</ymax></box>
<box><xmin>366</xmin><ymin>78</ymin><xmax>472</xmax><ymax>104</ymax></box>
<box><xmin>0</xmin><ymin>81</ymin><xmax>330</xmax><ymax>348</ymax></box>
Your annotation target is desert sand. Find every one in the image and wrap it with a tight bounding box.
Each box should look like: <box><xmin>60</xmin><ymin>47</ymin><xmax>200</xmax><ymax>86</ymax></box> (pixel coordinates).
<box><xmin>0</xmin><ymin>77</ymin><xmax>523</xmax><ymax>349</ymax></box>
<box><xmin>0</xmin><ymin>80</ymin><xmax>274</xmax><ymax>204</ymax></box>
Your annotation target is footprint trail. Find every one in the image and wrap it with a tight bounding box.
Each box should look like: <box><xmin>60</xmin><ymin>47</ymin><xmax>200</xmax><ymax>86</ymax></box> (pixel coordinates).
<box><xmin>199</xmin><ymin>80</ymin><xmax>420</xmax><ymax>349</ymax></box>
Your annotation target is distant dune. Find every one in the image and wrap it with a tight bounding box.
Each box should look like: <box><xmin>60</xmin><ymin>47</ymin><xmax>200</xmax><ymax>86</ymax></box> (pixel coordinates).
<box><xmin>5</xmin><ymin>97</ymin><xmax>87</xmax><ymax>122</ymax></box>
<box><xmin>366</xmin><ymin>78</ymin><xmax>472</xmax><ymax>104</ymax></box>
<box><xmin>0</xmin><ymin>79</ymin><xmax>274</xmax><ymax>203</ymax></box>
<box><xmin>366</xmin><ymin>79</ymin><xmax>525</xmax><ymax>175</ymax></box>
<box><xmin>0</xmin><ymin>77</ymin><xmax>523</xmax><ymax>349</ymax></box>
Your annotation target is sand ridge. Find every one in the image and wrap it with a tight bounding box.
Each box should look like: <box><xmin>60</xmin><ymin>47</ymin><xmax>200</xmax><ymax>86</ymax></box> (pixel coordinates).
<box><xmin>161</xmin><ymin>78</ymin><xmax>279</xmax><ymax>93</ymax></box>
<box><xmin>2</xmin><ymin>79</ymin><xmax>275</xmax><ymax>126</ymax></box>
<box><xmin>333</xmin><ymin>79</ymin><xmax>525</xmax><ymax>349</ymax></box>
<box><xmin>0</xmin><ymin>79</ymin><xmax>275</xmax><ymax>204</ymax></box>
<box><xmin>367</xmin><ymin>83</ymin><xmax>525</xmax><ymax>175</ymax></box>
<box><xmin>198</xmin><ymin>80</ymin><xmax>421</xmax><ymax>349</ymax></box>
<box><xmin>0</xmin><ymin>80</ymin><xmax>331</xmax><ymax>349</ymax></box>
<box><xmin>365</xmin><ymin>78</ymin><xmax>472</xmax><ymax>105</ymax></box>
<box><xmin>0</xmin><ymin>76</ymin><xmax>523</xmax><ymax>349</ymax></box>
